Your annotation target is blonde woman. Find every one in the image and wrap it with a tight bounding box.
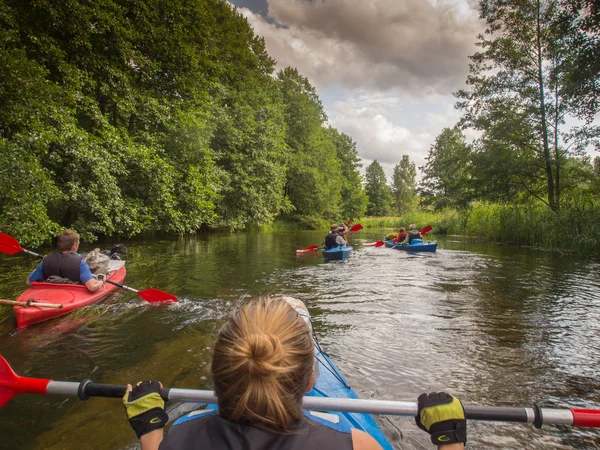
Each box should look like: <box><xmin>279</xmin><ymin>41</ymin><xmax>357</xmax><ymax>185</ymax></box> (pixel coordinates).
<box><xmin>123</xmin><ymin>298</ymin><xmax>465</xmax><ymax>450</ymax></box>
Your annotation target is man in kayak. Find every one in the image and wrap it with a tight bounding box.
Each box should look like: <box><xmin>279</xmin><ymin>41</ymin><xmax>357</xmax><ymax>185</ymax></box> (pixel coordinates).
<box><xmin>25</xmin><ymin>230</ymin><xmax>105</xmax><ymax>292</ymax></box>
<box><xmin>122</xmin><ymin>297</ymin><xmax>467</xmax><ymax>450</ymax></box>
<box><xmin>325</xmin><ymin>223</ymin><xmax>348</xmax><ymax>249</ymax></box>
<box><xmin>399</xmin><ymin>224</ymin><xmax>422</xmax><ymax>245</ymax></box>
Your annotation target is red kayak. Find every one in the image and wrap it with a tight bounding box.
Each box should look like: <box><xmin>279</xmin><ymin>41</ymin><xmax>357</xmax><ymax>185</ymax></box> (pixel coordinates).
<box><xmin>14</xmin><ymin>266</ymin><xmax>126</xmax><ymax>328</ymax></box>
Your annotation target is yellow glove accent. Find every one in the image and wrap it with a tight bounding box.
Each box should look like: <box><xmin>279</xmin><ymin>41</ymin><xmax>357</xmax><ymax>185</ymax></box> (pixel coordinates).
<box><xmin>419</xmin><ymin>394</ymin><xmax>464</xmax><ymax>430</ymax></box>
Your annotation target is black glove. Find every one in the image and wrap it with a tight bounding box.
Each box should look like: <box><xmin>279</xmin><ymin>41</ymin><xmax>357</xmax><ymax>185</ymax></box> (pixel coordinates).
<box><xmin>415</xmin><ymin>392</ymin><xmax>467</xmax><ymax>447</ymax></box>
<box><xmin>123</xmin><ymin>381</ymin><xmax>168</xmax><ymax>438</ymax></box>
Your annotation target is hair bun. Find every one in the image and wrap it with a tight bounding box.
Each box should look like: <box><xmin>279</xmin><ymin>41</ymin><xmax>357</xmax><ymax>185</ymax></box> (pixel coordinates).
<box><xmin>241</xmin><ymin>333</ymin><xmax>285</xmax><ymax>378</ymax></box>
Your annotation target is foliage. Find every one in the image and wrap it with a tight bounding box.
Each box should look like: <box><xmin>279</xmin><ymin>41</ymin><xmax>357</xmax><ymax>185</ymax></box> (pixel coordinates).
<box><xmin>0</xmin><ymin>0</ymin><xmax>361</xmax><ymax>244</ymax></box>
<box><xmin>364</xmin><ymin>160</ymin><xmax>392</xmax><ymax>216</ymax></box>
<box><xmin>327</xmin><ymin>127</ymin><xmax>368</xmax><ymax>221</ymax></box>
<box><xmin>391</xmin><ymin>155</ymin><xmax>417</xmax><ymax>215</ymax></box>
<box><xmin>279</xmin><ymin>68</ymin><xmax>358</xmax><ymax>226</ymax></box>
<box><xmin>456</xmin><ymin>0</ymin><xmax>600</xmax><ymax>212</ymax></box>
<box><xmin>359</xmin><ymin>209</ymin><xmax>460</xmax><ymax>234</ymax></box>
<box><xmin>419</xmin><ymin>128</ymin><xmax>473</xmax><ymax>209</ymax></box>
<box><xmin>557</xmin><ymin>0</ymin><xmax>600</xmax><ymax>121</ymax></box>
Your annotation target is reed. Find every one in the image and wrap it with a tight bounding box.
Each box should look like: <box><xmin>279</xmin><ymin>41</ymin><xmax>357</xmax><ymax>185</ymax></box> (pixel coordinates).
<box><xmin>360</xmin><ymin>200</ymin><xmax>600</xmax><ymax>255</ymax></box>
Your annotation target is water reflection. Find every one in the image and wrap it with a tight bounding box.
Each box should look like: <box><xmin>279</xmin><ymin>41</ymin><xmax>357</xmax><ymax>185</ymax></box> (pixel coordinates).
<box><xmin>0</xmin><ymin>232</ymin><xmax>598</xmax><ymax>449</ymax></box>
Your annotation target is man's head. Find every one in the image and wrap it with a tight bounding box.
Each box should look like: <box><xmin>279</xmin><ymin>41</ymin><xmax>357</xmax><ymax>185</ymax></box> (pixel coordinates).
<box><xmin>330</xmin><ymin>224</ymin><xmax>339</xmax><ymax>233</ymax></box>
<box><xmin>409</xmin><ymin>224</ymin><xmax>416</xmax><ymax>231</ymax></box>
<box><xmin>56</xmin><ymin>230</ymin><xmax>80</xmax><ymax>252</ymax></box>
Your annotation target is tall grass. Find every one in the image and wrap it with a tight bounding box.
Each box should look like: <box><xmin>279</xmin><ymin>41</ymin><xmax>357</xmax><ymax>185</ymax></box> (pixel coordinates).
<box><xmin>360</xmin><ymin>201</ymin><xmax>600</xmax><ymax>255</ymax></box>
<box><xmin>462</xmin><ymin>200</ymin><xmax>600</xmax><ymax>254</ymax></box>
<box><xmin>359</xmin><ymin>209</ymin><xmax>461</xmax><ymax>234</ymax></box>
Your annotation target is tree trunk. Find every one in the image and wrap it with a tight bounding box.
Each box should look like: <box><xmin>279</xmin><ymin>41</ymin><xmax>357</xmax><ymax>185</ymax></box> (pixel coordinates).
<box><xmin>128</xmin><ymin>114</ymin><xmax>136</xmax><ymax>134</ymax></box>
<box><xmin>536</xmin><ymin>0</ymin><xmax>556</xmax><ymax>211</ymax></box>
<box><xmin>554</xmin><ymin>84</ymin><xmax>560</xmax><ymax>211</ymax></box>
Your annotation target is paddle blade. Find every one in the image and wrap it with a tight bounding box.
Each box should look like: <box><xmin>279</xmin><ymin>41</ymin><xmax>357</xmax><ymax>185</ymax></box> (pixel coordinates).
<box><xmin>138</xmin><ymin>288</ymin><xmax>178</xmax><ymax>303</ymax></box>
<box><xmin>374</xmin><ymin>240</ymin><xmax>385</xmax><ymax>247</ymax></box>
<box><xmin>0</xmin><ymin>356</ymin><xmax>50</xmax><ymax>407</ymax></box>
<box><xmin>0</xmin><ymin>233</ymin><xmax>24</xmax><ymax>255</ymax></box>
<box><xmin>350</xmin><ymin>224</ymin><xmax>363</xmax><ymax>232</ymax></box>
<box><xmin>420</xmin><ymin>225</ymin><xmax>432</xmax><ymax>236</ymax></box>
<box><xmin>0</xmin><ymin>356</ymin><xmax>17</xmax><ymax>407</ymax></box>
<box><xmin>297</xmin><ymin>244</ymin><xmax>318</xmax><ymax>253</ymax></box>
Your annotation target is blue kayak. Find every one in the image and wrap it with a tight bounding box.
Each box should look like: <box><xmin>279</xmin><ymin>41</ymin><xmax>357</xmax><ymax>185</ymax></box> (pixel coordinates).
<box><xmin>281</xmin><ymin>298</ymin><xmax>393</xmax><ymax>450</ymax></box>
<box><xmin>385</xmin><ymin>238</ymin><xmax>437</xmax><ymax>253</ymax></box>
<box><xmin>323</xmin><ymin>245</ymin><xmax>353</xmax><ymax>260</ymax></box>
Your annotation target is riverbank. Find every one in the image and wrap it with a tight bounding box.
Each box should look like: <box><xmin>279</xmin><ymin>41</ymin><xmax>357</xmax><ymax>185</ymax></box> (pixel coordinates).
<box><xmin>358</xmin><ymin>201</ymin><xmax>600</xmax><ymax>256</ymax></box>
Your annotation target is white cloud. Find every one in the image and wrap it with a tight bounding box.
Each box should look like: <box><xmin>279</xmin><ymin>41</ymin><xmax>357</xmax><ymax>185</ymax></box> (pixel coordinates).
<box><xmin>235</xmin><ymin>0</ymin><xmax>485</xmax><ymax>180</ymax></box>
<box><xmin>329</xmin><ymin>102</ymin><xmax>433</xmax><ymax>179</ymax></box>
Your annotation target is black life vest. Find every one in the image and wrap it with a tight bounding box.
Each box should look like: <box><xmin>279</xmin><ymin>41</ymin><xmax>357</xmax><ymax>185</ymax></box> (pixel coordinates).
<box><xmin>42</xmin><ymin>252</ymin><xmax>82</xmax><ymax>283</ymax></box>
<box><xmin>324</xmin><ymin>232</ymin><xmax>340</xmax><ymax>249</ymax></box>
<box><xmin>159</xmin><ymin>409</ymin><xmax>354</xmax><ymax>450</ymax></box>
<box><xmin>407</xmin><ymin>230</ymin><xmax>422</xmax><ymax>243</ymax></box>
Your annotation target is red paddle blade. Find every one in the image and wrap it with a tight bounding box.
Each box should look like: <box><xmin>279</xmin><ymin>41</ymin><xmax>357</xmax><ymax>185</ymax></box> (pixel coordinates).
<box><xmin>138</xmin><ymin>289</ymin><xmax>178</xmax><ymax>303</ymax></box>
<box><xmin>296</xmin><ymin>248</ymin><xmax>319</xmax><ymax>253</ymax></box>
<box><xmin>297</xmin><ymin>244</ymin><xmax>318</xmax><ymax>252</ymax></box>
<box><xmin>374</xmin><ymin>240</ymin><xmax>385</xmax><ymax>247</ymax></box>
<box><xmin>420</xmin><ymin>225</ymin><xmax>432</xmax><ymax>235</ymax></box>
<box><xmin>0</xmin><ymin>356</ymin><xmax>50</xmax><ymax>407</ymax></box>
<box><xmin>350</xmin><ymin>224</ymin><xmax>363</xmax><ymax>232</ymax></box>
<box><xmin>0</xmin><ymin>233</ymin><xmax>25</xmax><ymax>255</ymax></box>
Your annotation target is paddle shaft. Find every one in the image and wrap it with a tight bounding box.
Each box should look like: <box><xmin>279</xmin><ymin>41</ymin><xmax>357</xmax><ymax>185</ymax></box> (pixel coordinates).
<box><xmin>104</xmin><ymin>279</ymin><xmax>138</xmax><ymax>293</ymax></box>
<box><xmin>0</xmin><ymin>299</ymin><xmax>63</xmax><ymax>309</ymax></box>
<box><xmin>16</xmin><ymin>378</ymin><xmax>600</xmax><ymax>427</ymax></box>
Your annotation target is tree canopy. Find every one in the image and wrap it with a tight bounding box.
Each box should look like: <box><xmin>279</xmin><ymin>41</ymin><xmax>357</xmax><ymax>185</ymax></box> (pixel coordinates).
<box><xmin>0</xmin><ymin>0</ymin><xmax>367</xmax><ymax>244</ymax></box>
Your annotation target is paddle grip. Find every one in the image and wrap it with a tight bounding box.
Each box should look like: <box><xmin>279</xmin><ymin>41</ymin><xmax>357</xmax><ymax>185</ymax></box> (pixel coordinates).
<box><xmin>78</xmin><ymin>379</ymin><xmax>171</xmax><ymax>401</ymax></box>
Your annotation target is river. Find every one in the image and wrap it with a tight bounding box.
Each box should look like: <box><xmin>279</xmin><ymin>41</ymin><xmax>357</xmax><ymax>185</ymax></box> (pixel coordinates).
<box><xmin>0</xmin><ymin>230</ymin><xmax>598</xmax><ymax>449</ymax></box>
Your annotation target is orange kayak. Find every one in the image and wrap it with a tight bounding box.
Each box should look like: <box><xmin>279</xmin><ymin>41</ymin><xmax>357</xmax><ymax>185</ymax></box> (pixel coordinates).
<box><xmin>14</xmin><ymin>266</ymin><xmax>126</xmax><ymax>328</ymax></box>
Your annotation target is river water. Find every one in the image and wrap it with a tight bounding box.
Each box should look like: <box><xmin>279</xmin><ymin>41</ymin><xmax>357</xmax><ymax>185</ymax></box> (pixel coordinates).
<box><xmin>0</xmin><ymin>230</ymin><xmax>599</xmax><ymax>449</ymax></box>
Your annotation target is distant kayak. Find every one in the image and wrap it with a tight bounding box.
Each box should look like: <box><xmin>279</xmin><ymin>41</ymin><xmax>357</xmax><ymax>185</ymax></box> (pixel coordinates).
<box><xmin>323</xmin><ymin>245</ymin><xmax>352</xmax><ymax>260</ymax></box>
<box><xmin>385</xmin><ymin>239</ymin><xmax>437</xmax><ymax>253</ymax></box>
<box><xmin>14</xmin><ymin>263</ymin><xmax>126</xmax><ymax>328</ymax></box>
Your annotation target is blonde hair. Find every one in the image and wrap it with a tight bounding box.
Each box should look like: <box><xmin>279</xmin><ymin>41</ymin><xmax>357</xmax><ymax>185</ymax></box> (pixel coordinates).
<box><xmin>57</xmin><ymin>230</ymin><xmax>80</xmax><ymax>252</ymax></box>
<box><xmin>211</xmin><ymin>297</ymin><xmax>314</xmax><ymax>431</ymax></box>
<box><xmin>408</xmin><ymin>224</ymin><xmax>416</xmax><ymax>231</ymax></box>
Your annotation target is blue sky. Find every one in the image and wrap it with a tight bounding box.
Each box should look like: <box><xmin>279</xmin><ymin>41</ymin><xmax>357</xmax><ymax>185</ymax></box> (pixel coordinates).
<box><xmin>227</xmin><ymin>0</ymin><xmax>487</xmax><ymax>178</ymax></box>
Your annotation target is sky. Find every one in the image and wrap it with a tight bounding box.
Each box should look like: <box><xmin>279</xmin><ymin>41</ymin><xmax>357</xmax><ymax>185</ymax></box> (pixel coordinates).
<box><xmin>228</xmin><ymin>0</ymin><xmax>484</xmax><ymax>179</ymax></box>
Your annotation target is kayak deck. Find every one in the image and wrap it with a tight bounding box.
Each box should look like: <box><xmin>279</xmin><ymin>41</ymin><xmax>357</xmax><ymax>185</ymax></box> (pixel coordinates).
<box><xmin>14</xmin><ymin>266</ymin><xmax>127</xmax><ymax>328</ymax></box>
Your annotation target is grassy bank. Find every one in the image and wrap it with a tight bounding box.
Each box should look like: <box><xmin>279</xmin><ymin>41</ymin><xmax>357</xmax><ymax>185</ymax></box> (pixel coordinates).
<box><xmin>359</xmin><ymin>210</ymin><xmax>461</xmax><ymax>234</ymax></box>
<box><xmin>361</xmin><ymin>201</ymin><xmax>600</xmax><ymax>255</ymax></box>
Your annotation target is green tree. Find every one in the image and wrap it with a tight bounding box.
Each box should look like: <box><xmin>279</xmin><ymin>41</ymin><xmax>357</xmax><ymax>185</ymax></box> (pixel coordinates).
<box><xmin>557</xmin><ymin>0</ymin><xmax>600</xmax><ymax>121</ymax></box>
<box><xmin>279</xmin><ymin>67</ymin><xmax>342</xmax><ymax>226</ymax></box>
<box><xmin>391</xmin><ymin>155</ymin><xmax>417</xmax><ymax>215</ymax></box>
<box><xmin>456</xmin><ymin>0</ymin><xmax>600</xmax><ymax>211</ymax></box>
<box><xmin>328</xmin><ymin>128</ymin><xmax>368</xmax><ymax>220</ymax></box>
<box><xmin>364</xmin><ymin>160</ymin><xmax>392</xmax><ymax>216</ymax></box>
<box><xmin>419</xmin><ymin>128</ymin><xmax>473</xmax><ymax>209</ymax></box>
